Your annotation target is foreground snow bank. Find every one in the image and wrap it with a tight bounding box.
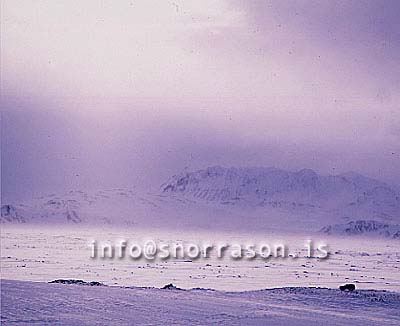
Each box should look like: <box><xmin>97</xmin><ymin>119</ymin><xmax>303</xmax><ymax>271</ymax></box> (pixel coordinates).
<box><xmin>1</xmin><ymin>280</ymin><xmax>399</xmax><ymax>326</ymax></box>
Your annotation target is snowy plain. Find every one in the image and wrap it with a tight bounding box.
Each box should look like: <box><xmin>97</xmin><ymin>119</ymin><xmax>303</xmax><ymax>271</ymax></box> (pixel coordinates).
<box><xmin>2</xmin><ymin>167</ymin><xmax>400</xmax><ymax>325</ymax></box>
<box><xmin>1</xmin><ymin>225</ymin><xmax>400</xmax><ymax>292</ymax></box>
<box><xmin>2</xmin><ymin>224</ymin><xmax>400</xmax><ymax>325</ymax></box>
<box><xmin>2</xmin><ymin>279</ymin><xmax>400</xmax><ymax>326</ymax></box>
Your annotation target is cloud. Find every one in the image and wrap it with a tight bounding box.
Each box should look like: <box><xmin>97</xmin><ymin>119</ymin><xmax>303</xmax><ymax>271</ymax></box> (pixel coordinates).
<box><xmin>1</xmin><ymin>1</ymin><xmax>399</xmax><ymax>201</ymax></box>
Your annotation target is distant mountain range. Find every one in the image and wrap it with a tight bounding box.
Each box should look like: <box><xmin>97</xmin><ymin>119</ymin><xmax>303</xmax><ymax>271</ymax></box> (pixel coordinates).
<box><xmin>2</xmin><ymin>166</ymin><xmax>400</xmax><ymax>235</ymax></box>
<box><xmin>161</xmin><ymin>166</ymin><xmax>400</xmax><ymax>222</ymax></box>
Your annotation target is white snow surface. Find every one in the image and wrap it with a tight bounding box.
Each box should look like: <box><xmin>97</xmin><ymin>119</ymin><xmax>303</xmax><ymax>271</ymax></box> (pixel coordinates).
<box><xmin>1</xmin><ymin>279</ymin><xmax>399</xmax><ymax>326</ymax></box>
<box><xmin>2</xmin><ymin>226</ymin><xmax>400</xmax><ymax>292</ymax></box>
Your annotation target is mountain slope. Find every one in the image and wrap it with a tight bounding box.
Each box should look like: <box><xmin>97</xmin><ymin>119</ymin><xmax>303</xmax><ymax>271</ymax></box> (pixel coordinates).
<box><xmin>321</xmin><ymin>220</ymin><xmax>400</xmax><ymax>239</ymax></box>
<box><xmin>161</xmin><ymin>166</ymin><xmax>400</xmax><ymax>222</ymax></box>
<box><xmin>2</xmin><ymin>167</ymin><xmax>399</xmax><ymax>233</ymax></box>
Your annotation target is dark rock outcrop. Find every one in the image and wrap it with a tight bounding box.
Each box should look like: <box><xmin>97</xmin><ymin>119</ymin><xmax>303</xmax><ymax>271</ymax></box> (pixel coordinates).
<box><xmin>339</xmin><ymin>284</ymin><xmax>356</xmax><ymax>291</ymax></box>
<box><xmin>49</xmin><ymin>279</ymin><xmax>104</xmax><ymax>286</ymax></box>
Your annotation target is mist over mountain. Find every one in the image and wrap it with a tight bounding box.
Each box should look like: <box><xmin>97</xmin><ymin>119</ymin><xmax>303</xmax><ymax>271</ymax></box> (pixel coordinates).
<box><xmin>2</xmin><ymin>166</ymin><xmax>399</xmax><ymax>235</ymax></box>
<box><xmin>161</xmin><ymin>166</ymin><xmax>400</xmax><ymax>222</ymax></box>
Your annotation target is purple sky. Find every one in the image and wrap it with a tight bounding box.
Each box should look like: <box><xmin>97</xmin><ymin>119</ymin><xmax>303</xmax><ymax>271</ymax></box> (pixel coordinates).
<box><xmin>1</xmin><ymin>1</ymin><xmax>400</xmax><ymax>201</ymax></box>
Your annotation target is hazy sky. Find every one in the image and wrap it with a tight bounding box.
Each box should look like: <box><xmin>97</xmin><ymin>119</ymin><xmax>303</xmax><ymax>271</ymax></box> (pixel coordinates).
<box><xmin>1</xmin><ymin>0</ymin><xmax>400</xmax><ymax>201</ymax></box>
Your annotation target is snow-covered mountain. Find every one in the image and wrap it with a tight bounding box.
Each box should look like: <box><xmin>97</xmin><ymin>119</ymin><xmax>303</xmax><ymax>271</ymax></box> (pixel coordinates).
<box><xmin>0</xmin><ymin>188</ymin><xmax>233</xmax><ymax>229</ymax></box>
<box><xmin>2</xmin><ymin>166</ymin><xmax>400</xmax><ymax>233</ymax></box>
<box><xmin>161</xmin><ymin>166</ymin><xmax>400</xmax><ymax>223</ymax></box>
<box><xmin>1</xmin><ymin>205</ymin><xmax>24</xmax><ymax>223</ymax></box>
<box><xmin>321</xmin><ymin>220</ymin><xmax>400</xmax><ymax>239</ymax></box>
<box><xmin>0</xmin><ymin>189</ymin><xmax>165</xmax><ymax>225</ymax></box>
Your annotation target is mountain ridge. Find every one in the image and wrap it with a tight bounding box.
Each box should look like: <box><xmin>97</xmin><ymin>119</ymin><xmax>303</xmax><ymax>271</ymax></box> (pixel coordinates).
<box><xmin>161</xmin><ymin>166</ymin><xmax>400</xmax><ymax>221</ymax></box>
<box><xmin>2</xmin><ymin>166</ymin><xmax>400</xmax><ymax>232</ymax></box>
